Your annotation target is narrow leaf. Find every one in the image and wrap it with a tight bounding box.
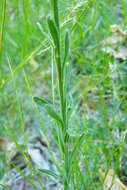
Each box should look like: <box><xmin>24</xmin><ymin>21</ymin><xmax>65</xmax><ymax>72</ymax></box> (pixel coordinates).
<box><xmin>0</xmin><ymin>184</ymin><xmax>12</xmax><ymax>190</ymax></box>
<box><xmin>51</xmin><ymin>0</ymin><xmax>59</xmax><ymax>29</ymax></box>
<box><xmin>33</xmin><ymin>96</ymin><xmax>48</xmax><ymax>106</ymax></box>
<box><xmin>39</xmin><ymin>169</ymin><xmax>62</xmax><ymax>181</ymax></box>
<box><xmin>63</xmin><ymin>30</ymin><xmax>70</xmax><ymax>68</ymax></box>
<box><xmin>70</xmin><ymin>133</ymin><xmax>85</xmax><ymax>164</ymax></box>
<box><xmin>65</xmin><ymin>30</ymin><xmax>69</xmax><ymax>60</ymax></box>
<box><xmin>57</xmin><ymin>125</ymin><xmax>65</xmax><ymax>153</ymax></box>
<box><xmin>46</xmin><ymin>105</ymin><xmax>63</xmax><ymax>125</ymax></box>
<box><xmin>34</xmin><ymin>97</ymin><xmax>63</xmax><ymax>126</ymax></box>
<box><xmin>47</xmin><ymin>17</ymin><xmax>59</xmax><ymax>50</ymax></box>
<box><xmin>0</xmin><ymin>0</ymin><xmax>6</xmax><ymax>56</ymax></box>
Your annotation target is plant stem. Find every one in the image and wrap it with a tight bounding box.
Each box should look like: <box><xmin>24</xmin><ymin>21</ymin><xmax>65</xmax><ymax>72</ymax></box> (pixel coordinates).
<box><xmin>50</xmin><ymin>0</ymin><xmax>69</xmax><ymax>189</ymax></box>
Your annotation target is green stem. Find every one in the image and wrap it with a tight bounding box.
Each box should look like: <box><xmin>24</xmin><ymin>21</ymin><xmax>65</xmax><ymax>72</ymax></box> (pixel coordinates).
<box><xmin>51</xmin><ymin>0</ymin><xmax>69</xmax><ymax>189</ymax></box>
<box><xmin>56</xmin><ymin>38</ymin><xmax>69</xmax><ymax>190</ymax></box>
<box><xmin>64</xmin><ymin>144</ymin><xmax>70</xmax><ymax>190</ymax></box>
<box><xmin>0</xmin><ymin>0</ymin><xmax>6</xmax><ymax>84</ymax></box>
<box><xmin>0</xmin><ymin>0</ymin><xmax>6</xmax><ymax>55</ymax></box>
<box><xmin>64</xmin><ymin>181</ymin><xmax>69</xmax><ymax>190</ymax></box>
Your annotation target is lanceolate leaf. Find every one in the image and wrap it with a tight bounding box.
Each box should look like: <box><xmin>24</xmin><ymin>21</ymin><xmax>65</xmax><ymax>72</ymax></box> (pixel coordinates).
<box><xmin>65</xmin><ymin>30</ymin><xmax>69</xmax><ymax>60</ymax></box>
<box><xmin>33</xmin><ymin>96</ymin><xmax>48</xmax><ymax>106</ymax></box>
<box><xmin>33</xmin><ymin>97</ymin><xmax>63</xmax><ymax>126</ymax></box>
<box><xmin>39</xmin><ymin>169</ymin><xmax>62</xmax><ymax>181</ymax></box>
<box><xmin>69</xmin><ymin>133</ymin><xmax>85</xmax><ymax>164</ymax></box>
<box><xmin>47</xmin><ymin>17</ymin><xmax>60</xmax><ymax>51</ymax></box>
<box><xmin>57</xmin><ymin>125</ymin><xmax>65</xmax><ymax>153</ymax></box>
<box><xmin>46</xmin><ymin>105</ymin><xmax>63</xmax><ymax>125</ymax></box>
<box><xmin>63</xmin><ymin>30</ymin><xmax>70</xmax><ymax>68</ymax></box>
<box><xmin>51</xmin><ymin>0</ymin><xmax>59</xmax><ymax>29</ymax></box>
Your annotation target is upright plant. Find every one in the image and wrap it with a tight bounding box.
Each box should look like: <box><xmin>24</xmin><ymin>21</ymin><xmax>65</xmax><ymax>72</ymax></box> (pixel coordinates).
<box><xmin>34</xmin><ymin>0</ymin><xmax>85</xmax><ymax>189</ymax></box>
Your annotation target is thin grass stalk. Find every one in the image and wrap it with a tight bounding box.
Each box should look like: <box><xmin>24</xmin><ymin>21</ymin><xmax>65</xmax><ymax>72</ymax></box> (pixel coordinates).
<box><xmin>0</xmin><ymin>0</ymin><xmax>6</xmax><ymax>85</ymax></box>
<box><xmin>0</xmin><ymin>0</ymin><xmax>6</xmax><ymax>55</ymax></box>
<box><xmin>121</xmin><ymin>0</ymin><xmax>127</xmax><ymax>23</ymax></box>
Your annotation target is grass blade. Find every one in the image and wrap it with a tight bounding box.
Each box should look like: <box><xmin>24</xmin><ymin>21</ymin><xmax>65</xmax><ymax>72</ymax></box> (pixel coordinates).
<box><xmin>12</xmin><ymin>164</ymin><xmax>37</xmax><ymax>190</ymax></box>
<box><xmin>0</xmin><ymin>0</ymin><xmax>6</xmax><ymax>56</ymax></box>
<box><xmin>0</xmin><ymin>184</ymin><xmax>12</xmax><ymax>190</ymax></box>
<box><xmin>39</xmin><ymin>169</ymin><xmax>62</xmax><ymax>181</ymax></box>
